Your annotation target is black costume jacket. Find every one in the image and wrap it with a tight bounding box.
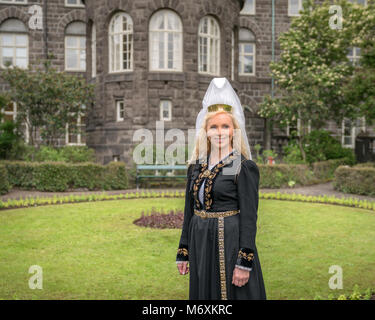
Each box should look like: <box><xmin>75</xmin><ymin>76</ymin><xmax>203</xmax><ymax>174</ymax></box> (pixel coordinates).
<box><xmin>176</xmin><ymin>149</ymin><xmax>266</xmax><ymax>300</ymax></box>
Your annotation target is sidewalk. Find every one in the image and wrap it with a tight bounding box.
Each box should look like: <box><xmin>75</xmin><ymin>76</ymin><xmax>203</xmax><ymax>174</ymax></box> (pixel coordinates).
<box><xmin>1</xmin><ymin>182</ymin><xmax>374</xmax><ymax>202</ymax></box>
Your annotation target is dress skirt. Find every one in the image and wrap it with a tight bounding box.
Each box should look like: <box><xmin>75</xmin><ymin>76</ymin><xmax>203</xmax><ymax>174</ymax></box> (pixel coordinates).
<box><xmin>188</xmin><ymin>213</ymin><xmax>266</xmax><ymax>300</ymax></box>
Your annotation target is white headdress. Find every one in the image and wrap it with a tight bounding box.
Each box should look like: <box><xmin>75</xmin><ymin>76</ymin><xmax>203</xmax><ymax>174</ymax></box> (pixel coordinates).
<box><xmin>195</xmin><ymin>77</ymin><xmax>252</xmax><ymax>160</ymax></box>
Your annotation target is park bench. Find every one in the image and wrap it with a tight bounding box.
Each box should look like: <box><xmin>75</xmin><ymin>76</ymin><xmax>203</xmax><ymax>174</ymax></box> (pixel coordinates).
<box><xmin>136</xmin><ymin>164</ymin><xmax>188</xmax><ymax>189</ymax></box>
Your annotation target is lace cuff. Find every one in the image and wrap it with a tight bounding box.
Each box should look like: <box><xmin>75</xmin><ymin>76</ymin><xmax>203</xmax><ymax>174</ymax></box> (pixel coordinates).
<box><xmin>176</xmin><ymin>244</ymin><xmax>189</xmax><ymax>262</ymax></box>
<box><xmin>236</xmin><ymin>247</ymin><xmax>255</xmax><ymax>269</ymax></box>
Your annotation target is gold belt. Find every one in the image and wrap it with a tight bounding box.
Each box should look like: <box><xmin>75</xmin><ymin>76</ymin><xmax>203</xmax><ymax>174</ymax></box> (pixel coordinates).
<box><xmin>194</xmin><ymin>209</ymin><xmax>239</xmax><ymax>219</ymax></box>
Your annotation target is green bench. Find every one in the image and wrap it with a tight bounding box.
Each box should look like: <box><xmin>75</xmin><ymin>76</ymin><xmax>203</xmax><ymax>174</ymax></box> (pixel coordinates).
<box><xmin>136</xmin><ymin>164</ymin><xmax>188</xmax><ymax>189</ymax></box>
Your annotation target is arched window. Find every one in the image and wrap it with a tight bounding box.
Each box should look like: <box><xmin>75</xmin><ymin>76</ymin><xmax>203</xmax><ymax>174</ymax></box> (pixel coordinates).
<box><xmin>149</xmin><ymin>9</ymin><xmax>183</xmax><ymax>71</ymax></box>
<box><xmin>65</xmin><ymin>21</ymin><xmax>86</xmax><ymax>71</ymax></box>
<box><xmin>109</xmin><ymin>12</ymin><xmax>133</xmax><ymax>73</ymax></box>
<box><xmin>198</xmin><ymin>16</ymin><xmax>220</xmax><ymax>75</ymax></box>
<box><xmin>91</xmin><ymin>23</ymin><xmax>96</xmax><ymax>77</ymax></box>
<box><xmin>0</xmin><ymin>18</ymin><xmax>28</xmax><ymax>69</ymax></box>
<box><xmin>238</xmin><ymin>28</ymin><xmax>255</xmax><ymax>76</ymax></box>
<box><xmin>240</xmin><ymin>0</ymin><xmax>256</xmax><ymax>15</ymax></box>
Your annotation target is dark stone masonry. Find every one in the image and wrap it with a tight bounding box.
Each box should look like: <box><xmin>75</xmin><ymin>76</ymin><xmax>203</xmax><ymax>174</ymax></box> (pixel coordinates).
<box><xmin>0</xmin><ymin>0</ymin><xmax>373</xmax><ymax>164</ymax></box>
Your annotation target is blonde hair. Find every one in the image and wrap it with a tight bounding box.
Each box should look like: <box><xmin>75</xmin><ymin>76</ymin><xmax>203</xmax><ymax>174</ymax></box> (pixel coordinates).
<box><xmin>188</xmin><ymin>106</ymin><xmax>250</xmax><ymax>165</ymax></box>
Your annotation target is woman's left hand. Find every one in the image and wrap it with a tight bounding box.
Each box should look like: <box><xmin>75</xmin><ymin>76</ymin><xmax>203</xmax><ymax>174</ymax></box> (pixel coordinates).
<box><xmin>232</xmin><ymin>267</ymin><xmax>250</xmax><ymax>287</ymax></box>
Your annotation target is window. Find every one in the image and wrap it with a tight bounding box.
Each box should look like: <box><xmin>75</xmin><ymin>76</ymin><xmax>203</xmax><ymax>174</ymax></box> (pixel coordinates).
<box><xmin>149</xmin><ymin>10</ymin><xmax>182</xmax><ymax>71</ymax></box>
<box><xmin>91</xmin><ymin>24</ymin><xmax>96</xmax><ymax>77</ymax></box>
<box><xmin>65</xmin><ymin>0</ymin><xmax>84</xmax><ymax>7</ymax></box>
<box><xmin>0</xmin><ymin>0</ymin><xmax>27</xmax><ymax>3</ymax></box>
<box><xmin>347</xmin><ymin>47</ymin><xmax>361</xmax><ymax>66</ymax></box>
<box><xmin>66</xmin><ymin>107</ymin><xmax>86</xmax><ymax>145</ymax></box>
<box><xmin>116</xmin><ymin>100</ymin><xmax>125</xmax><ymax>121</ymax></box>
<box><xmin>109</xmin><ymin>12</ymin><xmax>133</xmax><ymax>73</ymax></box>
<box><xmin>240</xmin><ymin>0</ymin><xmax>255</xmax><ymax>15</ymax></box>
<box><xmin>238</xmin><ymin>28</ymin><xmax>255</xmax><ymax>76</ymax></box>
<box><xmin>160</xmin><ymin>100</ymin><xmax>172</xmax><ymax>121</ymax></box>
<box><xmin>342</xmin><ymin>118</ymin><xmax>355</xmax><ymax>148</ymax></box>
<box><xmin>286</xmin><ymin>119</ymin><xmax>311</xmax><ymax>136</ymax></box>
<box><xmin>198</xmin><ymin>16</ymin><xmax>220</xmax><ymax>75</ymax></box>
<box><xmin>0</xmin><ymin>100</ymin><xmax>17</xmax><ymax>122</ymax></box>
<box><xmin>288</xmin><ymin>0</ymin><xmax>304</xmax><ymax>16</ymax></box>
<box><xmin>65</xmin><ymin>21</ymin><xmax>86</xmax><ymax>71</ymax></box>
<box><xmin>0</xmin><ymin>19</ymin><xmax>28</xmax><ymax>69</ymax></box>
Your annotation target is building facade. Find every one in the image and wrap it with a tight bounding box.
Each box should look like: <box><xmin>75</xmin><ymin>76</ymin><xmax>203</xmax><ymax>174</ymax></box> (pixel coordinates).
<box><xmin>0</xmin><ymin>0</ymin><xmax>374</xmax><ymax>164</ymax></box>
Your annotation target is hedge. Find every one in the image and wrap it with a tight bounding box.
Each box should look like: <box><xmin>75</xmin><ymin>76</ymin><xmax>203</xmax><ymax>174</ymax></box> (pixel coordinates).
<box><xmin>311</xmin><ymin>157</ymin><xmax>353</xmax><ymax>181</ymax></box>
<box><xmin>258</xmin><ymin>163</ymin><xmax>316</xmax><ymax>188</ymax></box>
<box><xmin>0</xmin><ymin>160</ymin><xmax>128</xmax><ymax>192</ymax></box>
<box><xmin>334</xmin><ymin>165</ymin><xmax>375</xmax><ymax>196</ymax></box>
<box><xmin>0</xmin><ymin>164</ymin><xmax>10</xmax><ymax>195</ymax></box>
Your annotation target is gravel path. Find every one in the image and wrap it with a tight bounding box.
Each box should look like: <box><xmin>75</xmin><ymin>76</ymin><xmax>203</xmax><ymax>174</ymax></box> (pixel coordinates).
<box><xmin>1</xmin><ymin>181</ymin><xmax>374</xmax><ymax>202</ymax></box>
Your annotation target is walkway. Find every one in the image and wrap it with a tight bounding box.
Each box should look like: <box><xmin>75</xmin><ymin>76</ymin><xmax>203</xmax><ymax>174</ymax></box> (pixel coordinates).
<box><xmin>1</xmin><ymin>182</ymin><xmax>374</xmax><ymax>202</ymax></box>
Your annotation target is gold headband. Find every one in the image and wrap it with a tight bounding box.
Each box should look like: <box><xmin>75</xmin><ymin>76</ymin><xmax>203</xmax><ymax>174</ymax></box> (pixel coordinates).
<box><xmin>207</xmin><ymin>104</ymin><xmax>233</xmax><ymax>113</ymax></box>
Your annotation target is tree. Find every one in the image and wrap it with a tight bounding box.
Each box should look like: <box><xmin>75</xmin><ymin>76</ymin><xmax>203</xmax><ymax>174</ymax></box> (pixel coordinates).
<box><xmin>258</xmin><ymin>0</ymin><xmax>371</xmax><ymax>161</ymax></box>
<box><xmin>1</xmin><ymin>56</ymin><xmax>95</xmax><ymax>147</ymax></box>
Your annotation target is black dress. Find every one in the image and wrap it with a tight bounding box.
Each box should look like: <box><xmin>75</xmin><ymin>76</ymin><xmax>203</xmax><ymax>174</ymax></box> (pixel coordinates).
<box><xmin>176</xmin><ymin>149</ymin><xmax>266</xmax><ymax>300</ymax></box>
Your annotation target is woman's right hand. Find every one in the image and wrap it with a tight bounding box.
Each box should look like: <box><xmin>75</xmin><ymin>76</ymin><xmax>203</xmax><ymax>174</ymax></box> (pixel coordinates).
<box><xmin>177</xmin><ymin>261</ymin><xmax>189</xmax><ymax>275</ymax></box>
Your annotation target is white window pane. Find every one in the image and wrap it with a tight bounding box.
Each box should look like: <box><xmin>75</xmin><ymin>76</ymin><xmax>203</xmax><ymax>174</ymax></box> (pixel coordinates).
<box><xmin>15</xmin><ymin>35</ymin><xmax>27</xmax><ymax>46</ymax></box>
<box><xmin>67</xmin><ymin>49</ymin><xmax>78</xmax><ymax>69</ymax></box>
<box><xmin>1</xmin><ymin>34</ymin><xmax>14</xmax><ymax>46</ymax></box>
<box><xmin>16</xmin><ymin>58</ymin><xmax>27</xmax><ymax>68</ymax></box>
<box><xmin>66</xmin><ymin>36</ymin><xmax>77</xmax><ymax>47</ymax></box>
<box><xmin>290</xmin><ymin>0</ymin><xmax>300</xmax><ymax>15</ymax></box>
<box><xmin>244</xmin><ymin>44</ymin><xmax>253</xmax><ymax>54</ymax></box>
<box><xmin>80</xmin><ymin>36</ymin><xmax>86</xmax><ymax>48</ymax></box>
<box><xmin>3</xmin><ymin>47</ymin><xmax>13</xmax><ymax>58</ymax></box>
<box><xmin>240</xmin><ymin>0</ymin><xmax>255</xmax><ymax>14</ymax></box>
<box><xmin>16</xmin><ymin>47</ymin><xmax>27</xmax><ymax>58</ymax></box>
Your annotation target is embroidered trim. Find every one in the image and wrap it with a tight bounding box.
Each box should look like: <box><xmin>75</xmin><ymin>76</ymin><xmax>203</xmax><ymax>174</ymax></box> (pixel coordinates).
<box><xmin>238</xmin><ymin>250</ymin><xmax>254</xmax><ymax>261</ymax></box>
<box><xmin>192</xmin><ymin>149</ymin><xmax>240</xmax><ymax>211</ymax></box>
<box><xmin>235</xmin><ymin>264</ymin><xmax>252</xmax><ymax>271</ymax></box>
<box><xmin>194</xmin><ymin>208</ymin><xmax>239</xmax><ymax>219</ymax></box>
<box><xmin>176</xmin><ymin>245</ymin><xmax>189</xmax><ymax>262</ymax></box>
<box><xmin>218</xmin><ymin>217</ymin><xmax>227</xmax><ymax>300</ymax></box>
<box><xmin>236</xmin><ymin>248</ymin><xmax>255</xmax><ymax>269</ymax></box>
<box><xmin>177</xmin><ymin>248</ymin><xmax>188</xmax><ymax>256</ymax></box>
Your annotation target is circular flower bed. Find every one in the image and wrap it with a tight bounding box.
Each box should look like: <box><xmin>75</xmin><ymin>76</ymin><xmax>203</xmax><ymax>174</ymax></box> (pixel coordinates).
<box><xmin>133</xmin><ymin>207</ymin><xmax>184</xmax><ymax>229</ymax></box>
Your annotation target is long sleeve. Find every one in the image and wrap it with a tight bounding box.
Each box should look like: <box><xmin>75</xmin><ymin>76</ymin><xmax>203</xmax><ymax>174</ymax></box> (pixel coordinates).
<box><xmin>176</xmin><ymin>164</ymin><xmax>194</xmax><ymax>263</ymax></box>
<box><xmin>235</xmin><ymin>159</ymin><xmax>260</xmax><ymax>271</ymax></box>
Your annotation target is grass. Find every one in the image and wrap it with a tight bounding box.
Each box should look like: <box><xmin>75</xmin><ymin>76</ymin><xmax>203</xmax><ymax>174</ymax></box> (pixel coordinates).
<box><xmin>0</xmin><ymin>198</ymin><xmax>374</xmax><ymax>300</ymax></box>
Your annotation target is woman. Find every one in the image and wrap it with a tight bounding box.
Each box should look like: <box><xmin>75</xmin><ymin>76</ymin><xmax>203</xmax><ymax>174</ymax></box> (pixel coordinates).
<box><xmin>176</xmin><ymin>77</ymin><xmax>266</xmax><ymax>300</ymax></box>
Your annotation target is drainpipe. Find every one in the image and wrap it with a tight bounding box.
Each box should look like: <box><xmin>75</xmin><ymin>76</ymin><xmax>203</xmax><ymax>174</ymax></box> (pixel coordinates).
<box><xmin>265</xmin><ymin>0</ymin><xmax>275</xmax><ymax>151</ymax></box>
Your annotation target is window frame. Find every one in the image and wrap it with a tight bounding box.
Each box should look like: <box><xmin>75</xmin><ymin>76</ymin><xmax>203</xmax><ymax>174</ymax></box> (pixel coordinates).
<box><xmin>149</xmin><ymin>9</ymin><xmax>183</xmax><ymax>72</ymax></box>
<box><xmin>160</xmin><ymin>100</ymin><xmax>172</xmax><ymax>121</ymax></box>
<box><xmin>64</xmin><ymin>34</ymin><xmax>86</xmax><ymax>71</ymax></box>
<box><xmin>288</xmin><ymin>0</ymin><xmax>304</xmax><ymax>17</ymax></box>
<box><xmin>65</xmin><ymin>109</ymin><xmax>86</xmax><ymax>146</ymax></box>
<box><xmin>108</xmin><ymin>12</ymin><xmax>134</xmax><ymax>74</ymax></box>
<box><xmin>198</xmin><ymin>15</ymin><xmax>220</xmax><ymax>76</ymax></box>
<box><xmin>238</xmin><ymin>29</ymin><xmax>256</xmax><ymax>76</ymax></box>
<box><xmin>0</xmin><ymin>19</ymin><xmax>29</xmax><ymax>69</ymax></box>
<box><xmin>116</xmin><ymin>99</ymin><xmax>125</xmax><ymax>122</ymax></box>
<box><xmin>240</xmin><ymin>0</ymin><xmax>256</xmax><ymax>15</ymax></box>
<box><xmin>64</xmin><ymin>0</ymin><xmax>85</xmax><ymax>8</ymax></box>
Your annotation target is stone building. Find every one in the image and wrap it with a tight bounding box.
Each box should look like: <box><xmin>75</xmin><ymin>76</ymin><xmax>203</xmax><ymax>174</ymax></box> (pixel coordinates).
<box><xmin>0</xmin><ymin>0</ymin><xmax>374</xmax><ymax>164</ymax></box>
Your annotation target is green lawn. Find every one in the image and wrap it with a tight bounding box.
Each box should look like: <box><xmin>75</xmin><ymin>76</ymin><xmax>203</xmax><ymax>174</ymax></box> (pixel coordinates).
<box><xmin>0</xmin><ymin>198</ymin><xmax>374</xmax><ymax>300</ymax></box>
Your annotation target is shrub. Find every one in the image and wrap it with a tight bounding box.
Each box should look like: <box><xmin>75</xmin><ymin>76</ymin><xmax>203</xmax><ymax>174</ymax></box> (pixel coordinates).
<box><xmin>22</xmin><ymin>145</ymin><xmax>96</xmax><ymax>163</ymax></box>
<box><xmin>0</xmin><ymin>164</ymin><xmax>10</xmax><ymax>195</ymax></box>
<box><xmin>334</xmin><ymin>165</ymin><xmax>375</xmax><ymax>196</ymax></box>
<box><xmin>0</xmin><ymin>160</ymin><xmax>129</xmax><ymax>192</ymax></box>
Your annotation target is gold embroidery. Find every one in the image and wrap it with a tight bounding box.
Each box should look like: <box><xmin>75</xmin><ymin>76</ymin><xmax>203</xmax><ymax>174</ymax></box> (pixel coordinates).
<box><xmin>194</xmin><ymin>209</ymin><xmax>239</xmax><ymax>219</ymax></box>
<box><xmin>192</xmin><ymin>150</ymin><xmax>240</xmax><ymax>211</ymax></box>
<box><xmin>218</xmin><ymin>217</ymin><xmax>227</xmax><ymax>300</ymax></box>
<box><xmin>238</xmin><ymin>250</ymin><xmax>254</xmax><ymax>261</ymax></box>
<box><xmin>177</xmin><ymin>248</ymin><xmax>188</xmax><ymax>256</ymax></box>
